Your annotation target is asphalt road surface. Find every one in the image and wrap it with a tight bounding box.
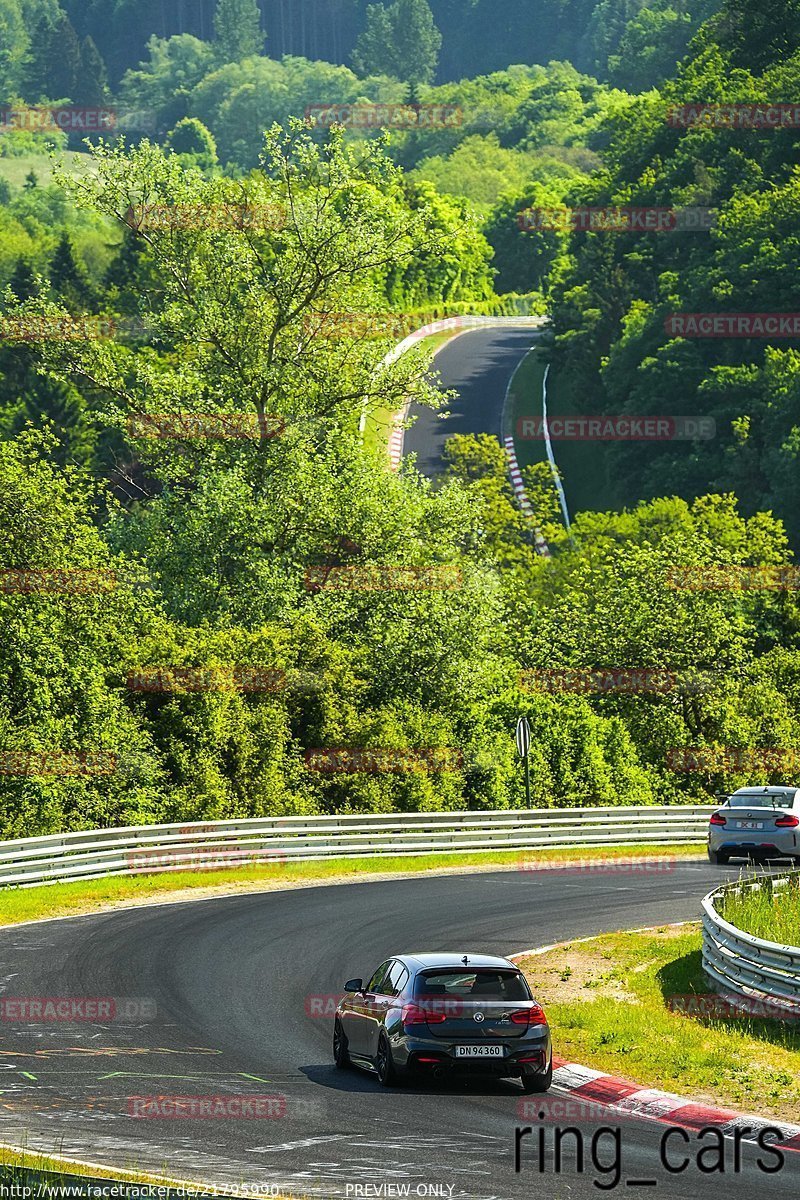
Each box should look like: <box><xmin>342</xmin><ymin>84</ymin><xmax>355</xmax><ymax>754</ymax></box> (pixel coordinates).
<box><xmin>0</xmin><ymin>861</ymin><xmax>797</xmax><ymax>1199</ymax></box>
<box><xmin>402</xmin><ymin>327</ymin><xmax>540</xmax><ymax>476</ymax></box>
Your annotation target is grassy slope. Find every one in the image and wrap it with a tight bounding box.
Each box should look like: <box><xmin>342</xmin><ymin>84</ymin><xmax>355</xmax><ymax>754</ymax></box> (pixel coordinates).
<box><xmin>0</xmin><ymin>149</ymin><xmax>95</xmax><ymax>189</ymax></box>
<box><xmin>519</xmin><ymin>925</ymin><xmax>800</xmax><ymax>1120</ymax></box>
<box><xmin>510</xmin><ymin>345</ymin><xmax>615</xmax><ymax>516</ymax></box>
<box><xmin>720</xmin><ymin>877</ymin><xmax>800</xmax><ymax>945</ymax></box>
<box><xmin>0</xmin><ymin>1145</ymin><xmax>208</xmax><ymax>1191</ymax></box>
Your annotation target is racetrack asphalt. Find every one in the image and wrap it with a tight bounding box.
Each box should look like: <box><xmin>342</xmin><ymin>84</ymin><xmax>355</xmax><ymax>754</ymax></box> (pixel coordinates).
<box><xmin>402</xmin><ymin>327</ymin><xmax>540</xmax><ymax>477</ymax></box>
<box><xmin>0</xmin><ymin>860</ymin><xmax>796</xmax><ymax>1199</ymax></box>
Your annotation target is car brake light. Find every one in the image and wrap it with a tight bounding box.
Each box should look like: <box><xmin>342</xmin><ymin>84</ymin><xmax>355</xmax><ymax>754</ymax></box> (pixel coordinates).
<box><xmin>709</xmin><ymin>813</ymin><xmax>726</xmax><ymax>826</ymax></box>
<box><xmin>775</xmin><ymin>813</ymin><xmax>800</xmax><ymax>828</ymax></box>
<box><xmin>402</xmin><ymin>1003</ymin><xmax>447</xmax><ymax>1026</ymax></box>
<box><xmin>511</xmin><ymin>1004</ymin><xmax>546</xmax><ymax>1025</ymax></box>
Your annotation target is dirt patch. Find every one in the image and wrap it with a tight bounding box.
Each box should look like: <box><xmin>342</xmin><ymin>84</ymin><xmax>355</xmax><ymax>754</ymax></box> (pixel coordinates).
<box><xmin>518</xmin><ymin>924</ymin><xmax>695</xmax><ymax>1005</ymax></box>
<box><xmin>520</xmin><ymin>943</ymin><xmax>637</xmax><ymax>1005</ymax></box>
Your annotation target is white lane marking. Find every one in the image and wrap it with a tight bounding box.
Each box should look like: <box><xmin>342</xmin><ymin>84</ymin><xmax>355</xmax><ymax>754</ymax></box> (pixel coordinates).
<box><xmin>248</xmin><ymin>1135</ymin><xmax>353</xmax><ymax>1152</ymax></box>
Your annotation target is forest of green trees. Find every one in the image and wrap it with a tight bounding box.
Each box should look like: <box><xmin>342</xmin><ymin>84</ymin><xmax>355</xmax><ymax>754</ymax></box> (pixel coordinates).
<box><xmin>0</xmin><ymin>0</ymin><xmax>799</xmax><ymax>837</ymax></box>
<box><xmin>0</xmin><ymin>0</ymin><xmax>716</xmax><ymax>93</ymax></box>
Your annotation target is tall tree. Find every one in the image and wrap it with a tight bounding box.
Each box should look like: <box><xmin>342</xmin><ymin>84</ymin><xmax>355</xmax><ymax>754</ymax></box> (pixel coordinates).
<box><xmin>49</xmin><ymin>233</ymin><xmax>93</xmax><ymax>312</ymax></box>
<box><xmin>34</xmin><ymin>14</ymin><xmax>82</xmax><ymax>101</ymax></box>
<box><xmin>352</xmin><ymin>0</ymin><xmax>442</xmax><ymax>85</ymax></box>
<box><xmin>213</xmin><ymin>0</ymin><xmax>264</xmax><ymax>62</ymax></box>
<box><xmin>75</xmin><ymin>35</ymin><xmax>110</xmax><ymax>106</ymax></box>
<box><xmin>22</xmin><ymin>15</ymin><xmax>50</xmax><ymax>99</ymax></box>
<box><xmin>8</xmin><ymin>260</ymin><xmax>38</xmax><ymax>302</ymax></box>
<box><xmin>0</xmin><ymin>0</ymin><xmax>28</xmax><ymax>98</ymax></box>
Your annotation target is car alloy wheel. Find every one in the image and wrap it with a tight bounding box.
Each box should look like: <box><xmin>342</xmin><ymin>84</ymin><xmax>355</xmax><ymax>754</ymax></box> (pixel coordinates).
<box><xmin>333</xmin><ymin>1019</ymin><xmax>350</xmax><ymax>1069</ymax></box>
<box><xmin>376</xmin><ymin>1034</ymin><xmax>397</xmax><ymax>1087</ymax></box>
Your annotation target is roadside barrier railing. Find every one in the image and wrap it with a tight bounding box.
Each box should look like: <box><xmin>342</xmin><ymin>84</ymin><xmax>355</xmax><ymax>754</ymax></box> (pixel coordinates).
<box><xmin>0</xmin><ymin>805</ymin><xmax>711</xmax><ymax>888</ymax></box>
<box><xmin>702</xmin><ymin>871</ymin><xmax>800</xmax><ymax>1015</ymax></box>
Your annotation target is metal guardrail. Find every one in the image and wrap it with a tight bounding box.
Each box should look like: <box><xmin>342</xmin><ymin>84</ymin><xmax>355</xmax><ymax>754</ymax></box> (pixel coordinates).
<box><xmin>702</xmin><ymin>872</ymin><xmax>800</xmax><ymax>1014</ymax></box>
<box><xmin>0</xmin><ymin>805</ymin><xmax>711</xmax><ymax>889</ymax></box>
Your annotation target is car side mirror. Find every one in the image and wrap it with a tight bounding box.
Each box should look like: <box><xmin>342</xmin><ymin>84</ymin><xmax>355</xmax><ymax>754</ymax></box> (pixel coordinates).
<box><xmin>344</xmin><ymin>978</ymin><xmax>363</xmax><ymax>993</ymax></box>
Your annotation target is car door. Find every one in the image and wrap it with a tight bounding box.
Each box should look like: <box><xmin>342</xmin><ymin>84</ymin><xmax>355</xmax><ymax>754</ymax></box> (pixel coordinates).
<box><xmin>349</xmin><ymin>960</ymin><xmax>391</xmax><ymax>1058</ymax></box>
<box><xmin>364</xmin><ymin>959</ymin><xmax>408</xmax><ymax>1060</ymax></box>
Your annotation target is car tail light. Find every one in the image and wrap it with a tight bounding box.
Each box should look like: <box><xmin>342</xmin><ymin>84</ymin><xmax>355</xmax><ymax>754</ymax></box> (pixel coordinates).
<box><xmin>775</xmin><ymin>813</ymin><xmax>800</xmax><ymax>828</ymax></box>
<box><xmin>511</xmin><ymin>1004</ymin><xmax>546</xmax><ymax>1026</ymax></box>
<box><xmin>709</xmin><ymin>813</ymin><xmax>726</xmax><ymax>826</ymax></box>
<box><xmin>402</xmin><ymin>1003</ymin><xmax>446</xmax><ymax>1026</ymax></box>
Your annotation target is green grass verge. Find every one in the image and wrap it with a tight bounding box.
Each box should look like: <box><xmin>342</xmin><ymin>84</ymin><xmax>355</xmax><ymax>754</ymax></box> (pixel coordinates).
<box><xmin>519</xmin><ymin>924</ymin><xmax>800</xmax><ymax>1121</ymax></box>
<box><xmin>0</xmin><ymin>1146</ymin><xmax>299</xmax><ymax>1198</ymax></box>
<box><xmin>510</xmin><ymin>345</ymin><xmax>616</xmax><ymax>517</ymax></box>
<box><xmin>0</xmin><ymin>843</ymin><xmax>703</xmax><ymax>929</ymax></box>
<box><xmin>361</xmin><ymin>327</ymin><xmax>469</xmax><ymax>457</ymax></box>
<box><xmin>0</xmin><ymin>1143</ymin><xmax>200</xmax><ymax>1189</ymax></box>
<box><xmin>0</xmin><ymin>149</ymin><xmax>95</xmax><ymax>190</ymax></box>
<box><xmin>719</xmin><ymin>875</ymin><xmax>800</xmax><ymax>944</ymax></box>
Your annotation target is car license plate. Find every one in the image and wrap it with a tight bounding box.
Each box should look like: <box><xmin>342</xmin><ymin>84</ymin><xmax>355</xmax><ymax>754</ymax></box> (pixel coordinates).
<box><xmin>737</xmin><ymin>821</ymin><xmax>763</xmax><ymax>830</ymax></box>
<box><xmin>455</xmin><ymin>1045</ymin><xmax>504</xmax><ymax>1058</ymax></box>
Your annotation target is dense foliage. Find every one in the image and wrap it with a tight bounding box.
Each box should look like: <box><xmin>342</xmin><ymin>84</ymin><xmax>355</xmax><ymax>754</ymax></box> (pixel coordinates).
<box><xmin>2</xmin><ymin>0</ymin><xmax>800</xmax><ymax>837</ymax></box>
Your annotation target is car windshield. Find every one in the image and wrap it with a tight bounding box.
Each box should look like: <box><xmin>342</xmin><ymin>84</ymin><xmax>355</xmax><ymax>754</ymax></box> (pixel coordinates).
<box><xmin>729</xmin><ymin>792</ymin><xmax>796</xmax><ymax>808</ymax></box>
<box><xmin>415</xmin><ymin>969</ymin><xmax>531</xmax><ymax>1002</ymax></box>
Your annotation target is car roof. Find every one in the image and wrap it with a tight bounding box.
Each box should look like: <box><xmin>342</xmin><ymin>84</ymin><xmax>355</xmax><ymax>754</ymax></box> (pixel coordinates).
<box><xmin>731</xmin><ymin>785</ymin><xmax>798</xmax><ymax>795</ymax></box>
<box><xmin>398</xmin><ymin>953</ymin><xmax>518</xmax><ymax>971</ymax></box>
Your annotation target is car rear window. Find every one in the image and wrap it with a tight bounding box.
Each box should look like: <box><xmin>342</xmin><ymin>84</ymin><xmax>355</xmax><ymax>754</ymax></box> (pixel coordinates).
<box><xmin>729</xmin><ymin>792</ymin><xmax>797</xmax><ymax>808</ymax></box>
<box><xmin>415</xmin><ymin>969</ymin><xmax>531</xmax><ymax>1001</ymax></box>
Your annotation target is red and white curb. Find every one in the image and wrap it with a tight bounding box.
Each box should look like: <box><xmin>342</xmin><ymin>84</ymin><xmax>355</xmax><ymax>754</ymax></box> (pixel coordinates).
<box><xmin>520</xmin><ymin>1057</ymin><xmax>800</xmax><ymax>1150</ymax></box>
<box><xmin>512</xmin><ymin>932</ymin><xmax>800</xmax><ymax>1149</ymax></box>
<box><xmin>504</xmin><ymin>435</ymin><xmax>550</xmax><ymax>557</ymax></box>
<box><xmin>385</xmin><ymin>318</ymin><xmax>467</xmax><ymax>471</ymax></box>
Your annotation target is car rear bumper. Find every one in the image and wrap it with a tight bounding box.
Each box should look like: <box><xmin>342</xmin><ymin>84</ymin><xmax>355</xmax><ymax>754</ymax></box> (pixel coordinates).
<box><xmin>395</xmin><ymin>1030</ymin><xmax>552</xmax><ymax>1077</ymax></box>
<box><xmin>709</xmin><ymin>829</ymin><xmax>798</xmax><ymax>858</ymax></box>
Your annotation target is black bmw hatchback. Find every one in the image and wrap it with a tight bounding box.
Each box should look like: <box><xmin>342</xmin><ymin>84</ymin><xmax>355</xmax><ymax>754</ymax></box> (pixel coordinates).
<box><xmin>333</xmin><ymin>952</ymin><xmax>552</xmax><ymax>1091</ymax></box>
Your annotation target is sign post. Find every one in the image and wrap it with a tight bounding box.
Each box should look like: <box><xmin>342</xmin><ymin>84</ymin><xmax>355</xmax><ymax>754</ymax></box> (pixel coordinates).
<box><xmin>515</xmin><ymin>716</ymin><xmax>531</xmax><ymax>808</ymax></box>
